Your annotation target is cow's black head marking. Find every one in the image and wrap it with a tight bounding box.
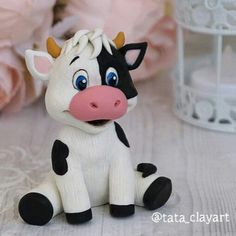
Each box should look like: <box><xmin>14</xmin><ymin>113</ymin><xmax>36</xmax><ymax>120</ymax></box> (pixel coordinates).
<box><xmin>97</xmin><ymin>42</ymin><xmax>147</xmax><ymax>99</ymax></box>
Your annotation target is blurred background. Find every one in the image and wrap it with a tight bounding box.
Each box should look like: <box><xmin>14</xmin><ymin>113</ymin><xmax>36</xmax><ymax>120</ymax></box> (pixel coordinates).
<box><xmin>0</xmin><ymin>0</ymin><xmax>176</xmax><ymax>114</ymax></box>
<box><xmin>2</xmin><ymin>2</ymin><xmax>236</xmax><ymax>235</ymax></box>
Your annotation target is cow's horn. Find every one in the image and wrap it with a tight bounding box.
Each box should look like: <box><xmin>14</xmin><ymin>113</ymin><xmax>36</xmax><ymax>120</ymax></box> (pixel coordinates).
<box><xmin>46</xmin><ymin>37</ymin><xmax>62</xmax><ymax>58</ymax></box>
<box><xmin>113</xmin><ymin>32</ymin><xmax>125</xmax><ymax>49</ymax></box>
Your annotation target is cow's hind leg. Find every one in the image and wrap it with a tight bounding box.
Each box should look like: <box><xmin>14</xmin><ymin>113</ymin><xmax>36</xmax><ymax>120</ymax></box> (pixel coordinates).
<box><xmin>18</xmin><ymin>173</ymin><xmax>62</xmax><ymax>226</ymax></box>
<box><xmin>135</xmin><ymin>163</ymin><xmax>172</xmax><ymax>210</ymax></box>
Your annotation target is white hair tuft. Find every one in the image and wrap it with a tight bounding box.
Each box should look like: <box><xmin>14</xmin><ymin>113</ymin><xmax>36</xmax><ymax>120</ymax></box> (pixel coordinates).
<box><xmin>61</xmin><ymin>29</ymin><xmax>113</xmax><ymax>58</ymax></box>
<box><xmin>90</xmin><ymin>28</ymin><xmax>103</xmax><ymax>41</ymax></box>
<box><xmin>77</xmin><ymin>35</ymin><xmax>89</xmax><ymax>54</ymax></box>
<box><xmin>102</xmin><ymin>34</ymin><xmax>112</xmax><ymax>54</ymax></box>
<box><xmin>90</xmin><ymin>36</ymin><xmax>103</xmax><ymax>59</ymax></box>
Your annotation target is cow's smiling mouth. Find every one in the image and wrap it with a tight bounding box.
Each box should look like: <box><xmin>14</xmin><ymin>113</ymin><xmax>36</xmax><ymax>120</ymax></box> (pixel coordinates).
<box><xmin>63</xmin><ymin>110</ymin><xmax>110</xmax><ymax>126</ymax></box>
<box><xmin>86</xmin><ymin>120</ymin><xmax>110</xmax><ymax>126</ymax></box>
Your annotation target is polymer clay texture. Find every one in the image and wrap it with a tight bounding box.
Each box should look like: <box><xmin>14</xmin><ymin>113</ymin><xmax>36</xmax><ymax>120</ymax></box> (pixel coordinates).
<box><xmin>18</xmin><ymin>29</ymin><xmax>172</xmax><ymax>225</ymax></box>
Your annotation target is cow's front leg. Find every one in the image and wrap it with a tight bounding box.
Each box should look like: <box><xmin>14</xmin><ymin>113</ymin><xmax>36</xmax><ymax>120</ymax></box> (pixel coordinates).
<box><xmin>109</xmin><ymin>146</ymin><xmax>135</xmax><ymax>217</ymax></box>
<box><xmin>52</xmin><ymin>140</ymin><xmax>92</xmax><ymax>224</ymax></box>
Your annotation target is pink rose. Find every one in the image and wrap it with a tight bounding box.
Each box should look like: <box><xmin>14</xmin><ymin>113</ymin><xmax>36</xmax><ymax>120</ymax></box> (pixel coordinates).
<box><xmin>0</xmin><ymin>0</ymin><xmax>56</xmax><ymax>113</ymax></box>
<box><xmin>0</xmin><ymin>48</ymin><xmax>25</xmax><ymax>112</ymax></box>
<box><xmin>131</xmin><ymin>16</ymin><xmax>177</xmax><ymax>81</ymax></box>
<box><xmin>0</xmin><ymin>48</ymin><xmax>44</xmax><ymax>113</ymax></box>
<box><xmin>0</xmin><ymin>0</ymin><xmax>56</xmax><ymax>48</ymax></box>
<box><xmin>62</xmin><ymin>0</ymin><xmax>176</xmax><ymax>81</ymax></box>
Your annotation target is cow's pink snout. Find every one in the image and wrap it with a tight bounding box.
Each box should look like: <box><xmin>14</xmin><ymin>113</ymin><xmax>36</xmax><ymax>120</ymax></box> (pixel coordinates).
<box><xmin>69</xmin><ymin>86</ymin><xmax>128</xmax><ymax>121</ymax></box>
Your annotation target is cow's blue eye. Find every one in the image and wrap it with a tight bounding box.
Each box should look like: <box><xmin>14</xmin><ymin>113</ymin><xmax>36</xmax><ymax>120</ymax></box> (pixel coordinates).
<box><xmin>105</xmin><ymin>68</ymin><xmax>119</xmax><ymax>87</ymax></box>
<box><xmin>73</xmin><ymin>70</ymin><xmax>88</xmax><ymax>91</ymax></box>
<box><xmin>75</xmin><ymin>76</ymin><xmax>87</xmax><ymax>90</ymax></box>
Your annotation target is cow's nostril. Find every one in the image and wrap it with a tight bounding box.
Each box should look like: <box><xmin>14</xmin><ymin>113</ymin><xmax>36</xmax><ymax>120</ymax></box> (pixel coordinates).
<box><xmin>114</xmin><ymin>100</ymin><xmax>121</xmax><ymax>107</ymax></box>
<box><xmin>90</xmin><ymin>102</ymin><xmax>98</xmax><ymax>109</ymax></box>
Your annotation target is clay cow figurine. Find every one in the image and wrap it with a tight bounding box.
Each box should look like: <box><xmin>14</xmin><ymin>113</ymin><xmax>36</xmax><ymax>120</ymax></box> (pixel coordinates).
<box><xmin>18</xmin><ymin>29</ymin><xmax>172</xmax><ymax>225</ymax></box>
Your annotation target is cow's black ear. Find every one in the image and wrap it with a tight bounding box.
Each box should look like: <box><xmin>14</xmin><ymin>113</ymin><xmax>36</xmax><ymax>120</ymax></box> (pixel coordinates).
<box><xmin>119</xmin><ymin>42</ymin><xmax>147</xmax><ymax>70</ymax></box>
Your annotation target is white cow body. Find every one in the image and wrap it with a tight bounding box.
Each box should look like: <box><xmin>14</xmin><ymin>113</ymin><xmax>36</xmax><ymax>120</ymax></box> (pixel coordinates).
<box><xmin>30</xmin><ymin>123</ymin><xmax>159</xmax><ymax>217</ymax></box>
<box><xmin>18</xmin><ymin>29</ymin><xmax>172</xmax><ymax>225</ymax></box>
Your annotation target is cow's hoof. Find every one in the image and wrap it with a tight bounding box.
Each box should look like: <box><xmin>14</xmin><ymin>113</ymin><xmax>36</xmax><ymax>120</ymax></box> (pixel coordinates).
<box><xmin>18</xmin><ymin>192</ymin><xmax>53</xmax><ymax>226</ymax></box>
<box><xmin>66</xmin><ymin>209</ymin><xmax>92</xmax><ymax>224</ymax></box>
<box><xmin>110</xmin><ymin>204</ymin><xmax>135</xmax><ymax>217</ymax></box>
<box><xmin>143</xmin><ymin>177</ymin><xmax>172</xmax><ymax>210</ymax></box>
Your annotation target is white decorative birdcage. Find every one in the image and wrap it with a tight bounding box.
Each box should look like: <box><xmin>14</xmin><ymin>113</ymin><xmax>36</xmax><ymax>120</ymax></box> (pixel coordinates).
<box><xmin>173</xmin><ymin>0</ymin><xmax>236</xmax><ymax>132</ymax></box>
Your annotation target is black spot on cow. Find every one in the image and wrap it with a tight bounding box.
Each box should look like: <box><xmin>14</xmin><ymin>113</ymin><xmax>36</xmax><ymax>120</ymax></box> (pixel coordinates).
<box><xmin>66</xmin><ymin>209</ymin><xmax>92</xmax><ymax>224</ymax></box>
<box><xmin>114</xmin><ymin>122</ymin><xmax>130</xmax><ymax>147</ymax></box>
<box><xmin>110</xmin><ymin>204</ymin><xmax>135</xmax><ymax>217</ymax></box>
<box><xmin>51</xmin><ymin>139</ymin><xmax>69</xmax><ymax>175</ymax></box>
<box><xmin>18</xmin><ymin>192</ymin><xmax>53</xmax><ymax>226</ymax></box>
<box><xmin>137</xmin><ymin>163</ymin><xmax>157</xmax><ymax>178</ymax></box>
<box><xmin>143</xmin><ymin>177</ymin><xmax>172</xmax><ymax>210</ymax></box>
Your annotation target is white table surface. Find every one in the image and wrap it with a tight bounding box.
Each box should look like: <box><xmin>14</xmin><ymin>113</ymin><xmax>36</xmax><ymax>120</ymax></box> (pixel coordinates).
<box><xmin>0</xmin><ymin>75</ymin><xmax>236</xmax><ymax>236</ymax></box>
